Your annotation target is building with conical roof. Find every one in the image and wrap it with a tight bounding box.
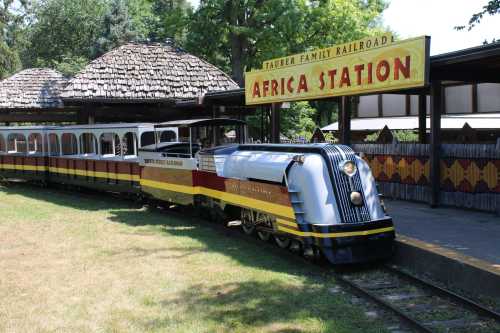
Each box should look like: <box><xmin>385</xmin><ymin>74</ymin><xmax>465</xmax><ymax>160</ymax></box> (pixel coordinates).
<box><xmin>62</xmin><ymin>42</ymin><xmax>240</xmax><ymax>123</ymax></box>
<box><xmin>0</xmin><ymin>68</ymin><xmax>75</xmax><ymax>123</ymax></box>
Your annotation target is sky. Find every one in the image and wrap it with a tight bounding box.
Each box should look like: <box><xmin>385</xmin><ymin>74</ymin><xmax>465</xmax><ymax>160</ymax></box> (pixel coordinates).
<box><xmin>186</xmin><ymin>0</ymin><xmax>498</xmax><ymax>55</ymax></box>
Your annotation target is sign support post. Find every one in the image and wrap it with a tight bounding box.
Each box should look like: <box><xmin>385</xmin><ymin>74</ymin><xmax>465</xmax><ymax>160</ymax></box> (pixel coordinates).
<box><xmin>430</xmin><ymin>81</ymin><xmax>442</xmax><ymax>208</ymax></box>
<box><xmin>418</xmin><ymin>94</ymin><xmax>427</xmax><ymax>144</ymax></box>
<box><xmin>271</xmin><ymin>103</ymin><xmax>281</xmax><ymax>143</ymax></box>
<box><xmin>340</xmin><ymin>97</ymin><xmax>351</xmax><ymax>145</ymax></box>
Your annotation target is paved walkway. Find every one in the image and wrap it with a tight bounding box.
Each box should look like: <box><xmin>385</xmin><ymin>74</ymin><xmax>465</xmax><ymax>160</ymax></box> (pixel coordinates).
<box><xmin>386</xmin><ymin>200</ymin><xmax>500</xmax><ymax>265</ymax></box>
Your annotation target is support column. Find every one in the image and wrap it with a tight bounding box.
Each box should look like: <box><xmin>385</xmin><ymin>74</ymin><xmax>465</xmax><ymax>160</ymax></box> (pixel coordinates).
<box><xmin>430</xmin><ymin>81</ymin><xmax>442</xmax><ymax>208</ymax></box>
<box><xmin>418</xmin><ymin>93</ymin><xmax>427</xmax><ymax>144</ymax></box>
<box><xmin>260</xmin><ymin>106</ymin><xmax>264</xmax><ymax>142</ymax></box>
<box><xmin>340</xmin><ymin>96</ymin><xmax>351</xmax><ymax>145</ymax></box>
<box><xmin>271</xmin><ymin>103</ymin><xmax>281</xmax><ymax>143</ymax></box>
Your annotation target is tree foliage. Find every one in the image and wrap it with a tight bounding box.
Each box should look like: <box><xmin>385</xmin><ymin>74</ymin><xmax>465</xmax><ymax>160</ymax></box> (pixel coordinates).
<box><xmin>148</xmin><ymin>0</ymin><xmax>192</xmax><ymax>43</ymax></box>
<box><xmin>0</xmin><ymin>0</ymin><xmax>31</xmax><ymax>78</ymax></box>
<box><xmin>23</xmin><ymin>0</ymin><xmax>107</xmax><ymax>73</ymax></box>
<box><xmin>456</xmin><ymin>0</ymin><xmax>500</xmax><ymax>30</ymax></box>
<box><xmin>95</xmin><ymin>0</ymin><xmax>137</xmax><ymax>57</ymax></box>
<box><xmin>185</xmin><ymin>0</ymin><xmax>387</xmax><ymax>85</ymax></box>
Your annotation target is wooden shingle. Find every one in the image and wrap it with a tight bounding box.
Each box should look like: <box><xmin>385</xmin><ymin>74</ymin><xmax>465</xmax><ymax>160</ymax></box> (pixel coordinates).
<box><xmin>0</xmin><ymin>68</ymin><xmax>68</xmax><ymax>109</ymax></box>
<box><xmin>62</xmin><ymin>43</ymin><xmax>239</xmax><ymax>103</ymax></box>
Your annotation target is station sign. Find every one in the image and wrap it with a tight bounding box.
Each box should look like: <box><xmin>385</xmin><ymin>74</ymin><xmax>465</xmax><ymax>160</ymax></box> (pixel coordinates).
<box><xmin>245</xmin><ymin>34</ymin><xmax>430</xmax><ymax>105</ymax></box>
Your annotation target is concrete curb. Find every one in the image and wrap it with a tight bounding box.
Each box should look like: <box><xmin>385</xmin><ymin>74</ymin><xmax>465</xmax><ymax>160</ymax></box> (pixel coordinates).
<box><xmin>391</xmin><ymin>235</ymin><xmax>500</xmax><ymax>300</ymax></box>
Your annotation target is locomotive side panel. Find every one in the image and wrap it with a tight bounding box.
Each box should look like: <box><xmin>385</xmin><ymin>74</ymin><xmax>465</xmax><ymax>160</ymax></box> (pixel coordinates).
<box><xmin>140</xmin><ymin>166</ymin><xmax>195</xmax><ymax>205</ymax></box>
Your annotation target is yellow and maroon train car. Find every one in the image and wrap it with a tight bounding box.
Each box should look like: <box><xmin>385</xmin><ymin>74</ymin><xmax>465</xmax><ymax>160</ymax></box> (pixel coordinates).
<box><xmin>0</xmin><ymin>119</ymin><xmax>394</xmax><ymax>264</ymax></box>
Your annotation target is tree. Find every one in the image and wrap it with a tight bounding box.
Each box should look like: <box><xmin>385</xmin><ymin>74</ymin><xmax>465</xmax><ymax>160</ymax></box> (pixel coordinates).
<box><xmin>148</xmin><ymin>0</ymin><xmax>192</xmax><ymax>43</ymax></box>
<box><xmin>186</xmin><ymin>0</ymin><xmax>387</xmax><ymax>86</ymax></box>
<box><xmin>0</xmin><ymin>0</ymin><xmax>31</xmax><ymax>78</ymax></box>
<box><xmin>456</xmin><ymin>0</ymin><xmax>500</xmax><ymax>30</ymax></box>
<box><xmin>125</xmin><ymin>0</ymin><xmax>155</xmax><ymax>41</ymax></box>
<box><xmin>95</xmin><ymin>0</ymin><xmax>137</xmax><ymax>57</ymax></box>
<box><xmin>22</xmin><ymin>0</ymin><xmax>108</xmax><ymax>73</ymax></box>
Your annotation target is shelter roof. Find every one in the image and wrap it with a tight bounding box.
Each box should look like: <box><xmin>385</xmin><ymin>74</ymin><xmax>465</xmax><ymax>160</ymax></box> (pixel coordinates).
<box><xmin>62</xmin><ymin>43</ymin><xmax>239</xmax><ymax>104</ymax></box>
<box><xmin>0</xmin><ymin>68</ymin><xmax>69</xmax><ymax>109</ymax></box>
<box><xmin>156</xmin><ymin>118</ymin><xmax>246</xmax><ymax>128</ymax></box>
<box><xmin>322</xmin><ymin>113</ymin><xmax>500</xmax><ymax>131</ymax></box>
<box><xmin>430</xmin><ymin>42</ymin><xmax>500</xmax><ymax>83</ymax></box>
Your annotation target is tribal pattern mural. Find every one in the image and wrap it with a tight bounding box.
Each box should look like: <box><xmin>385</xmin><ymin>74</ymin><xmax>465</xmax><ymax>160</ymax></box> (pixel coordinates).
<box><xmin>441</xmin><ymin>158</ymin><xmax>500</xmax><ymax>193</ymax></box>
<box><xmin>364</xmin><ymin>154</ymin><xmax>430</xmax><ymax>187</ymax></box>
<box><xmin>363</xmin><ymin>154</ymin><xmax>500</xmax><ymax>194</ymax></box>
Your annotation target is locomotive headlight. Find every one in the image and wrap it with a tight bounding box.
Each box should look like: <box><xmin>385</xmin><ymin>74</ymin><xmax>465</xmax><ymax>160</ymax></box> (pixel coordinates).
<box><xmin>350</xmin><ymin>191</ymin><xmax>363</xmax><ymax>206</ymax></box>
<box><xmin>339</xmin><ymin>160</ymin><xmax>357</xmax><ymax>177</ymax></box>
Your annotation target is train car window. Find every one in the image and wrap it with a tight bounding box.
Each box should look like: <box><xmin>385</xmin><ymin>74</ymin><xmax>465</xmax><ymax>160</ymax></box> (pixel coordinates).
<box><xmin>122</xmin><ymin>132</ymin><xmax>138</xmax><ymax>157</ymax></box>
<box><xmin>61</xmin><ymin>133</ymin><xmax>78</xmax><ymax>155</ymax></box>
<box><xmin>100</xmin><ymin>133</ymin><xmax>121</xmax><ymax>157</ymax></box>
<box><xmin>48</xmin><ymin>134</ymin><xmax>60</xmax><ymax>156</ymax></box>
<box><xmin>140</xmin><ymin>131</ymin><xmax>155</xmax><ymax>147</ymax></box>
<box><xmin>159</xmin><ymin>130</ymin><xmax>177</xmax><ymax>143</ymax></box>
<box><xmin>7</xmin><ymin>133</ymin><xmax>27</xmax><ymax>154</ymax></box>
<box><xmin>28</xmin><ymin>133</ymin><xmax>43</xmax><ymax>154</ymax></box>
<box><xmin>79</xmin><ymin>133</ymin><xmax>98</xmax><ymax>155</ymax></box>
<box><xmin>0</xmin><ymin>134</ymin><xmax>5</xmax><ymax>152</ymax></box>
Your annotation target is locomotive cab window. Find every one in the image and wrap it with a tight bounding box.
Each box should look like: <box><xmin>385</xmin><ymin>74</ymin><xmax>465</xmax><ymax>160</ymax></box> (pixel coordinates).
<box><xmin>122</xmin><ymin>132</ymin><xmax>138</xmax><ymax>158</ymax></box>
<box><xmin>48</xmin><ymin>134</ymin><xmax>60</xmax><ymax>156</ymax></box>
<box><xmin>80</xmin><ymin>133</ymin><xmax>98</xmax><ymax>156</ymax></box>
<box><xmin>100</xmin><ymin>133</ymin><xmax>121</xmax><ymax>158</ymax></box>
<box><xmin>61</xmin><ymin>133</ymin><xmax>78</xmax><ymax>155</ymax></box>
<box><xmin>28</xmin><ymin>133</ymin><xmax>43</xmax><ymax>154</ymax></box>
<box><xmin>7</xmin><ymin>133</ymin><xmax>27</xmax><ymax>154</ymax></box>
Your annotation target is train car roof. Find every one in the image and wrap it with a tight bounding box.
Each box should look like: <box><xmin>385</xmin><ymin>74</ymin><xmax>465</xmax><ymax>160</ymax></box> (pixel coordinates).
<box><xmin>0</xmin><ymin>125</ymin><xmax>59</xmax><ymax>131</ymax></box>
<box><xmin>155</xmin><ymin>118</ymin><xmax>246</xmax><ymax>128</ymax></box>
<box><xmin>47</xmin><ymin>123</ymin><xmax>156</xmax><ymax>131</ymax></box>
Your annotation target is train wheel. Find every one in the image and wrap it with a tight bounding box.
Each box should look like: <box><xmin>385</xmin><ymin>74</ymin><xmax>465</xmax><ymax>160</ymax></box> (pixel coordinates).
<box><xmin>241</xmin><ymin>209</ymin><xmax>255</xmax><ymax>235</ymax></box>
<box><xmin>289</xmin><ymin>240</ymin><xmax>302</xmax><ymax>253</ymax></box>
<box><xmin>241</xmin><ymin>221</ymin><xmax>255</xmax><ymax>235</ymax></box>
<box><xmin>274</xmin><ymin>235</ymin><xmax>291</xmax><ymax>249</ymax></box>
<box><xmin>257</xmin><ymin>230</ymin><xmax>271</xmax><ymax>241</ymax></box>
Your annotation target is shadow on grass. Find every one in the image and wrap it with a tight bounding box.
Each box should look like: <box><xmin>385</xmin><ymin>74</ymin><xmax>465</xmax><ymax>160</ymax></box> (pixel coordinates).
<box><xmin>0</xmin><ymin>183</ymin><xmax>387</xmax><ymax>333</ymax></box>
<box><xmin>0</xmin><ymin>182</ymin><xmax>141</xmax><ymax>212</ymax></box>
<box><xmin>142</xmin><ymin>280</ymin><xmax>378</xmax><ymax>333</ymax></box>
<box><xmin>108</xmin><ymin>209</ymin><xmax>386</xmax><ymax>332</ymax></box>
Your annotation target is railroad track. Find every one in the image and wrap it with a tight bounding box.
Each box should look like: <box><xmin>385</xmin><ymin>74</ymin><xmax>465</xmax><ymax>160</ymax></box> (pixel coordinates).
<box><xmin>334</xmin><ymin>264</ymin><xmax>500</xmax><ymax>333</ymax></box>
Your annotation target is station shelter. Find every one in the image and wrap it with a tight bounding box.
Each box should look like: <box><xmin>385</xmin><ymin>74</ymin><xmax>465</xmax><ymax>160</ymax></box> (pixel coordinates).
<box><xmin>205</xmin><ymin>36</ymin><xmax>500</xmax><ymax>214</ymax></box>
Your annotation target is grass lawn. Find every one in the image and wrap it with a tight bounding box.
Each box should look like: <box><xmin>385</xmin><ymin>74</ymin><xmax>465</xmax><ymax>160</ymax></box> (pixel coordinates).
<box><xmin>0</xmin><ymin>183</ymin><xmax>389</xmax><ymax>333</ymax></box>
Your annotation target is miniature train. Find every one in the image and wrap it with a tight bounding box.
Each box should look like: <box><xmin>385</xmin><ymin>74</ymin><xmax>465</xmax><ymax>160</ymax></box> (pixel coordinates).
<box><xmin>0</xmin><ymin>119</ymin><xmax>395</xmax><ymax>264</ymax></box>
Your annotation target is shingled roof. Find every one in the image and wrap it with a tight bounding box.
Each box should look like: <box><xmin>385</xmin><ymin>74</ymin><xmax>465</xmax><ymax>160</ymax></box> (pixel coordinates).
<box><xmin>0</xmin><ymin>68</ymin><xmax>68</xmax><ymax>109</ymax></box>
<box><xmin>62</xmin><ymin>43</ymin><xmax>239</xmax><ymax>103</ymax></box>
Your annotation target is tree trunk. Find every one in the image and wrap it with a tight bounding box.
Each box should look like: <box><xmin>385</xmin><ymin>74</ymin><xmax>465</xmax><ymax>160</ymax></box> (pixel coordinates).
<box><xmin>227</xmin><ymin>0</ymin><xmax>245</xmax><ymax>86</ymax></box>
<box><xmin>230</xmin><ymin>33</ymin><xmax>244</xmax><ymax>86</ymax></box>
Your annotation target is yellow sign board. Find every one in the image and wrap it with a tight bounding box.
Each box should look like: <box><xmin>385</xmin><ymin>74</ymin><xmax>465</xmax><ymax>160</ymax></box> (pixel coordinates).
<box><xmin>245</xmin><ymin>35</ymin><xmax>430</xmax><ymax>105</ymax></box>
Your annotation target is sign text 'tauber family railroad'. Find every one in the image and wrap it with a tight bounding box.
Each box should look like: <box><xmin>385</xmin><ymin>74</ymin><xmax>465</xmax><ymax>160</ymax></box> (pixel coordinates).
<box><xmin>245</xmin><ymin>34</ymin><xmax>430</xmax><ymax>105</ymax></box>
